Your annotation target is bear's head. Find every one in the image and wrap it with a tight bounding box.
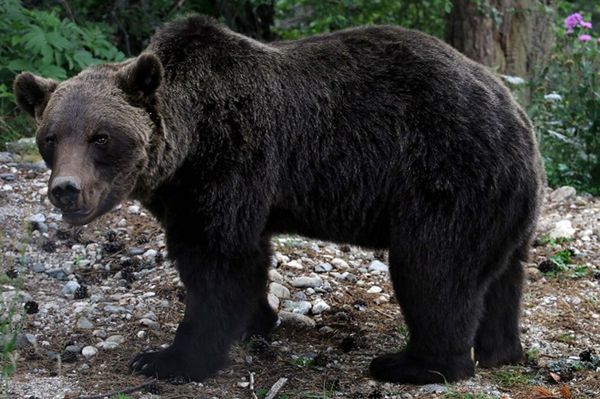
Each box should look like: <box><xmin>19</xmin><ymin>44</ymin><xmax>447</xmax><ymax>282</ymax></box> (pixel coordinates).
<box><xmin>13</xmin><ymin>54</ymin><xmax>163</xmax><ymax>225</ymax></box>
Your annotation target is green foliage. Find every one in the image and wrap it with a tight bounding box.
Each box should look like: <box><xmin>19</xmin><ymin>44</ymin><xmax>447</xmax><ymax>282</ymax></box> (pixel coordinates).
<box><xmin>0</xmin><ymin>0</ymin><xmax>125</xmax><ymax>148</ymax></box>
<box><xmin>529</xmin><ymin>11</ymin><xmax>600</xmax><ymax>195</ymax></box>
<box><xmin>492</xmin><ymin>366</ymin><xmax>531</xmax><ymax>387</ymax></box>
<box><xmin>274</xmin><ymin>0</ymin><xmax>451</xmax><ymax>40</ymax></box>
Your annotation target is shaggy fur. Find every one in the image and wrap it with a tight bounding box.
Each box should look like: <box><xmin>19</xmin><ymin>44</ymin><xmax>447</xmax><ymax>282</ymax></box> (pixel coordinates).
<box><xmin>14</xmin><ymin>15</ymin><xmax>543</xmax><ymax>384</ymax></box>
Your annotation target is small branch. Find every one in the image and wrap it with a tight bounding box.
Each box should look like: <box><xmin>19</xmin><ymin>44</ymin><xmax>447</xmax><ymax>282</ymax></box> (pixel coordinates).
<box><xmin>59</xmin><ymin>0</ymin><xmax>76</xmax><ymax>22</ymax></box>
<box><xmin>264</xmin><ymin>377</ymin><xmax>288</xmax><ymax>399</ymax></box>
<box><xmin>75</xmin><ymin>378</ymin><xmax>157</xmax><ymax>399</ymax></box>
<box><xmin>249</xmin><ymin>371</ymin><xmax>258</xmax><ymax>399</ymax></box>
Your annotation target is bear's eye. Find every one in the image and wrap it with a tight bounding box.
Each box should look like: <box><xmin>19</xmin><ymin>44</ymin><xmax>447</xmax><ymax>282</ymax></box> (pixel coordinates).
<box><xmin>91</xmin><ymin>134</ymin><xmax>109</xmax><ymax>146</ymax></box>
<box><xmin>45</xmin><ymin>135</ymin><xmax>56</xmax><ymax>146</ymax></box>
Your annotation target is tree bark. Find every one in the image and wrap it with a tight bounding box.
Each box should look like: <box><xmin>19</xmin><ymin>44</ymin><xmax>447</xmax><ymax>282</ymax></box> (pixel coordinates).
<box><xmin>445</xmin><ymin>0</ymin><xmax>556</xmax><ymax>77</ymax></box>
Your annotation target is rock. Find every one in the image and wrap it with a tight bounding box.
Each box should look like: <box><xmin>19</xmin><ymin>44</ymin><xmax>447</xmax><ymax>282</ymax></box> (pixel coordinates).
<box><xmin>291</xmin><ymin>276</ymin><xmax>322</xmax><ymax>289</ymax></box>
<box><xmin>368</xmin><ymin>260</ymin><xmax>388</xmax><ymax>273</ymax></box>
<box><xmin>550</xmin><ymin>186</ymin><xmax>576</xmax><ymax>202</ymax></box>
<box><xmin>330</xmin><ymin>258</ymin><xmax>350</xmax><ymax>271</ymax></box>
<box><xmin>62</xmin><ymin>281</ymin><xmax>81</xmax><ymax>296</ymax></box>
<box><xmin>0</xmin><ymin>173</ymin><xmax>16</xmax><ymax>181</ymax></box>
<box><xmin>127</xmin><ymin>205</ymin><xmax>141</xmax><ymax>214</ymax></box>
<box><xmin>143</xmin><ymin>249</ymin><xmax>157</xmax><ymax>259</ymax></box>
<box><xmin>16</xmin><ymin>333</ymin><xmax>37</xmax><ymax>348</ymax></box>
<box><xmin>315</xmin><ymin>262</ymin><xmax>333</xmax><ymax>273</ymax></box>
<box><xmin>367</xmin><ymin>286</ymin><xmax>383</xmax><ymax>294</ymax></box>
<box><xmin>104</xmin><ymin>304</ymin><xmax>129</xmax><ymax>314</ymax></box>
<box><xmin>278</xmin><ymin>311</ymin><xmax>316</xmax><ymax>329</ymax></box>
<box><xmin>526</xmin><ymin>267</ymin><xmax>541</xmax><ymax>280</ymax></box>
<box><xmin>282</xmin><ymin>300</ymin><xmax>312</xmax><ymax>315</ymax></box>
<box><xmin>422</xmin><ymin>384</ymin><xmax>449</xmax><ymax>394</ymax></box>
<box><xmin>549</xmin><ymin>220</ymin><xmax>576</xmax><ymax>239</ymax></box>
<box><xmin>127</xmin><ymin>247</ymin><xmax>145</xmax><ymax>256</ymax></box>
<box><xmin>140</xmin><ymin>318</ymin><xmax>160</xmax><ymax>329</ymax></box>
<box><xmin>143</xmin><ymin>311</ymin><xmax>157</xmax><ymax>321</ymax></box>
<box><xmin>98</xmin><ymin>335</ymin><xmax>125</xmax><ymax>350</ymax></box>
<box><xmin>268</xmin><ymin>269</ymin><xmax>284</xmax><ymax>283</ymax></box>
<box><xmin>269</xmin><ymin>282</ymin><xmax>291</xmax><ymax>299</ymax></box>
<box><xmin>28</xmin><ymin>213</ymin><xmax>47</xmax><ymax>233</ymax></box>
<box><xmin>285</xmin><ymin>260</ymin><xmax>303</xmax><ymax>270</ymax></box>
<box><xmin>0</xmin><ymin>152</ymin><xmax>14</xmax><ymax>163</ymax></box>
<box><xmin>76</xmin><ymin>317</ymin><xmax>94</xmax><ymax>330</ymax></box>
<box><xmin>93</xmin><ymin>329</ymin><xmax>107</xmax><ymax>339</ymax></box>
<box><xmin>311</xmin><ymin>299</ymin><xmax>330</xmax><ymax>315</ymax></box>
<box><xmin>81</xmin><ymin>346</ymin><xmax>98</xmax><ymax>359</ymax></box>
<box><xmin>32</xmin><ymin>263</ymin><xmax>45</xmax><ymax>273</ymax></box>
<box><xmin>46</xmin><ymin>268</ymin><xmax>68</xmax><ymax>281</ymax></box>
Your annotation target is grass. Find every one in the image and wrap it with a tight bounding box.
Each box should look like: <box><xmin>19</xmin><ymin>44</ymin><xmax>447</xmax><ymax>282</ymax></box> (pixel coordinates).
<box><xmin>493</xmin><ymin>366</ymin><xmax>532</xmax><ymax>388</ymax></box>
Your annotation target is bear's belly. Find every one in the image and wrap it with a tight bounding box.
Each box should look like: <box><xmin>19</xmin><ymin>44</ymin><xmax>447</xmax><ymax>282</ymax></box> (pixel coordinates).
<box><xmin>265</xmin><ymin>204</ymin><xmax>390</xmax><ymax>249</ymax></box>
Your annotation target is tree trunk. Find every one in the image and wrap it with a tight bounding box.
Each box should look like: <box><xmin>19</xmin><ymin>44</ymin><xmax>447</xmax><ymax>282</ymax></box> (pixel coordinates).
<box><xmin>445</xmin><ymin>0</ymin><xmax>556</xmax><ymax>77</ymax></box>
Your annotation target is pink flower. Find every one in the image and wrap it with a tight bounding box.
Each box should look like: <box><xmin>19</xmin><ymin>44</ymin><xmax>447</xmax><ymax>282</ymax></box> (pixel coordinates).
<box><xmin>579</xmin><ymin>34</ymin><xmax>593</xmax><ymax>42</ymax></box>
<box><xmin>565</xmin><ymin>12</ymin><xmax>584</xmax><ymax>30</ymax></box>
<box><xmin>581</xmin><ymin>21</ymin><xmax>593</xmax><ymax>29</ymax></box>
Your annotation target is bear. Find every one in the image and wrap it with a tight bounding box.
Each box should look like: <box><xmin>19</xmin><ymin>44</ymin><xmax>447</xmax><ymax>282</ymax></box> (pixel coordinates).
<box><xmin>13</xmin><ymin>15</ymin><xmax>543</xmax><ymax>384</ymax></box>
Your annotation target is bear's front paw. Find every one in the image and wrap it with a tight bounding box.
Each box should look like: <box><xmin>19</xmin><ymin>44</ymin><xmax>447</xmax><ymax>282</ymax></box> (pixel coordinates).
<box><xmin>369</xmin><ymin>350</ymin><xmax>474</xmax><ymax>384</ymax></box>
<box><xmin>129</xmin><ymin>346</ymin><xmax>223</xmax><ymax>381</ymax></box>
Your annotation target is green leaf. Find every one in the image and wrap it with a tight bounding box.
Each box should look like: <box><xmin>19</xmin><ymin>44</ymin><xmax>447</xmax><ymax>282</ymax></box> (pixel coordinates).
<box><xmin>6</xmin><ymin>58</ymin><xmax>31</xmax><ymax>72</ymax></box>
<box><xmin>46</xmin><ymin>31</ymin><xmax>71</xmax><ymax>50</ymax></box>
<box><xmin>38</xmin><ymin>64</ymin><xmax>67</xmax><ymax>80</ymax></box>
<box><xmin>73</xmin><ymin>50</ymin><xmax>95</xmax><ymax>69</ymax></box>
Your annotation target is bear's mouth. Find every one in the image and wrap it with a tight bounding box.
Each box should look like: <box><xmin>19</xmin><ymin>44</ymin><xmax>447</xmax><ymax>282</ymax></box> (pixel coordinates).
<box><xmin>61</xmin><ymin>208</ymin><xmax>95</xmax><ymax>225</ymax></box>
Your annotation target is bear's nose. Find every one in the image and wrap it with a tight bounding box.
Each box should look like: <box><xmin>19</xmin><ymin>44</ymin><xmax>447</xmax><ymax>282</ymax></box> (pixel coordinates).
<box><xmin>50</xmin><ymin>176</ymin><xmax>81</xmax><ymax>210</ymax></box>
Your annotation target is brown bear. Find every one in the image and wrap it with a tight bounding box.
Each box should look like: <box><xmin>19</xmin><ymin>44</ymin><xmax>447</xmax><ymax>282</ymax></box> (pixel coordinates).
<box><xmin>14</xmin><ymin>15</ymin><xmax>543</xmax><ymax>384</ymax></box>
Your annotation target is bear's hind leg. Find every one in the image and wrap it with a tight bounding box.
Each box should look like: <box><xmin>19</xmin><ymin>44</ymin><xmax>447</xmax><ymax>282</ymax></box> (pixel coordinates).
<box><xmin>243</xmin><ymin>293</ymin><xmax>278</xmax><ymax>340</ymax></box>
<box><xmin>369</xmin><ymin>244</ymin><xmax>483</xmax><ymax>383</ymax></box>
<box><xmin>474</xmin><ymin>244</ymin><xmax>527</xmax><ymax>367</ymax></box>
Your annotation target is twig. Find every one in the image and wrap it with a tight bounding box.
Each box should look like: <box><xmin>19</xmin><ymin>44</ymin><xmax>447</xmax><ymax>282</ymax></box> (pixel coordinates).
<box><xmin>264</xmin><ymin>377</ymin><xmax>288</xmax><ymax>399</ymax></box>
<box><xmin>249</xmin><ymin>371</ymin><xmax>258</xmax><ymax>399</ymax></box>
<box><xmin>75</xmin><ymin>378</ymin><xmax>157</xmax><ymax>399</ymax></box>
<box><xmin>59</xmin><ymin>0</ymin><xmax>76</xmax><ymax>22</ymax></box>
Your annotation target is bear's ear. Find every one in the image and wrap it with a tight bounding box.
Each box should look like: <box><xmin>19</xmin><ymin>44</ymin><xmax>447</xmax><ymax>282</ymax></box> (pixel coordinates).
<box><xmin>13</xmin><ymin>72</ymin><xmax>58</xmax><ymax>118</ymax></box>
<box><xmin>118</xmin><ymin>53</ymin><xmax>163</xmax><ymax>99</ymax></box>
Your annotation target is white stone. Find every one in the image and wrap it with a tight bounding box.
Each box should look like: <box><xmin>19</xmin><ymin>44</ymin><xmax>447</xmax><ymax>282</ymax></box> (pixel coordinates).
<box><xmin>368</xmin><ymin>260</ymin><xmax>389</xmax><ymax>273</ymax></box>
<box><xmin>367</xmin><ymin>286</ymin><xmax>383</xmax><ymax>294</ymax></box>
<box><xmin>291</xmin><ymin>276</ymin><xmax>322</xmax><ymax>288</ymax></box>
<box><xmin>550</xmin><ymin>186</ymin><xmax>576</xmax><ymax>202</ymax></box>
<box><xmin>278</xmin><ymin>311</ymin><xmax>315</xmax><ymax>329</ymax></box>
<box><xmin>81</xmin><ymin>346</ymin><xmax>98</xmax><ymax>359</ymax></box>
<box><xmin>315</xmin><ymin>262</ymin><xmax>333</xmax><ymax>273</ymax></box>
<box><xmin>330</xmin><ymin>258</ymin><xmax>350</xmax><ymax>271</ymax></box>
<box><xmin>282</xmin><ymin>300</ymin><xmax>312</xmax><ymax>315</ymax></box>
<box><xmin>311</xmin><ymin>299</ymin><xmax>330</xmax><ymax>315</ymax></box>
<box><xmin>143</xmin><ymin>249</ymin><xmax>157</xmax><ymax>258</ymax></box>
<box><xmin>127</xmin><ymin>205</ymin><xmax>141</xmax><ymax>214</ymax></box>
<box><xmin>267</xmin><ymin>293</ymin><xmax>280</xmax><ymax>311</ymax></box>
<box><xmin>285</xmin><ymin>260</ymin><xmax>303</xmax><ymax>270</ymax></box>
<box><xmin>140</xmin><ymin>318</ymin><xmax>160</xmax><ymax>329</ymax></box>
<box><xmin>268</xmin><ymin>269</ymin><xmax>284</xmax><ymax>283</ymax></box>
<box><xmin>76</xmin><ymin>317</ymin><xmax>94</xmax><ymax>330</ymax></box>
<box><xmin>269</xmin><ymin>282</ymin><xmax>290</xmax><ymax>299</ymax></box>
<box><xmin>549</xmin><ymin>219</ymin><xmax>576</xmax><ymax>239</ymax></box>
<box><xmin>62</xmin><ymin>281</ymin><xmax>80</xmax><ymax>296</ymax></box>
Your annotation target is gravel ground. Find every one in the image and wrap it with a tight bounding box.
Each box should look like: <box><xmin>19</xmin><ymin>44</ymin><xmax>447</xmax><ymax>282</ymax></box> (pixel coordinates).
<box><xmin>0</xmin><ymin>150</ymin><xmax>599</xmax><ymax>399</ymax></box>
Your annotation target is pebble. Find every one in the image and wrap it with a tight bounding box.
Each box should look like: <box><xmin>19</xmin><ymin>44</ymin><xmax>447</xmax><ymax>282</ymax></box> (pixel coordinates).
<box><xmin>291</xmin><ymin>276</ymin><xmax>322</xmax><ymax>288</ymax></box>
<box><xmin>282</xmin><ymin>300</ymin><xmax>312</xmax><ymax>315</ymax></box>
<box><xmin>128</xmin><ymin>247</ymin><xmax>145</xmax><ymax>256</ymax></box>
<box><xmin>62</xmin><ymin>281</ymin><xmax>81</xmax><ymax>296</ymax></box>
<box><xmin>76</xmin><ymin>317</ymin><xmax>94</xmax><ymax>330</ymax></box>
<box><xmin>311</xmin><ymin>299</ymin><xmax>330</xmax><ymax>315</ymax></box>
<box><xmin>367</xmin><ymin>286</ymin><xmax>383</xmax><ymax>294</ymax></box>
<box><xmin>140</xmin><ymin>318</ymin><xmax>160</xmax><ymax>329</ymax></box>
<box><xmin>278</xmin><ymin>311</ymin><xmax>316</xmax><ymax>329</ymax></box>
<box><xmin>268</xmin><ymin>269</ymin><xmax>284</xmax><ymax>283</ymax></box>
<box><xmin>269</xmin><ymin>282</ymin><xmax>291</xmax><ymax>299</ymax></box>
<box><xmin>0</xmin><ymin>152</ymin><xmax>13</xmax><ymax>162</ymax></box>
<box><xmin>368</xmin><ymin>260</ymin><xmax>389</xmax><ymax>273</ymax></box>
<box><xmin>315</xmin><ymin>262</ymin><xmax>333</xmax><ymax>273</ymax></box>
<box><xmin>330</xmin><ymin>258</ymin><xmax>350</xmax><ymax>271</ymax></box>
<box><xmin>285</xmin><ymin>260</ymin><xmax>303</xmax><ymax>270</ymax></box>
<box><xmin>550</xmin><ymin>186</ymin><xmax>576</xmax><ymax>202</ymax></box>
<box><xmin>98</xmin><ymin>335</ymin><xmax>125</xmax><ymax>350</ymax></box>
<box><xmin>267</xmin><ymin>293</ymin><xmax>280</xmax><ymax>311</ymax></box>
<box><xmin>422</xmin><ymin>384</ymin><xmax>449</xmax><ymax>394</ymax></box>
<box><xmin>104</xmin><ymin>304</ymin><xmax>129</xmax><ymax>314</ymax></box>
<box><xmin>81</xmin><ymin>346</ymin><xmax>98</xmax><ymax>359</ymax></box>
<box><xmin>0</xmin><ymin>173</ymin><xmax>16</xmax><ymax>181</ymax></box>
<box><xmin>127</xmin><ymin>205</ymin><xmax>141</xmax><ymax>214</ymax></box>
<box><xmin>549</xmin><ymin>220</ymin><xmax>576</xmax><ymax>239</ymax></box>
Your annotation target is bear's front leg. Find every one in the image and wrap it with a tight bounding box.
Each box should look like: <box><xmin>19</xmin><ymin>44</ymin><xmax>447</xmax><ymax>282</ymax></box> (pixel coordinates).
<box><xmin>130</xmin><ymin>243</ymin><xmax>270</xmax><ymax>381</ymax></box>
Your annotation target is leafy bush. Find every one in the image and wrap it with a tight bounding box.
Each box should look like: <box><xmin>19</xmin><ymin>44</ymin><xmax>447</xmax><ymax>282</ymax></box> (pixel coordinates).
<box><xmin>0</xmin><ymin>0</ymin><xmax>125</xmax><ymax>148</ymax></box>
<box><xmin>529</xmin><ymin>12</ymin><xmax>600</xmax><ymax>194</ymax></box>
